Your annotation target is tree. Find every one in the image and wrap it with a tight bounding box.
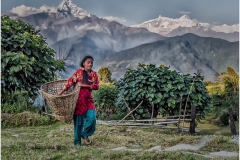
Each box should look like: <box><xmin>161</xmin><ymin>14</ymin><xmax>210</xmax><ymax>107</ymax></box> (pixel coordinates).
<box><xmin>1</xmin><ymin>15</ymin><xmax>65</xmax><ymax>102</ymax></box>
<box><xmin>203</xmin><ymin>81</ymin><xmax>213</xmax><ymax>86</ymax></box>
<box><xmin>209</xmin><ymin>67</ymin><xmax>239</xmax><ymax>126</ymax></box>
<box><xmin>222</xmin><ymin>67</ymin><xmax>239</xmax><ymax>93</ymax></box>
<box><xmin>116</xmin><ymin>64</ymin><xmax>212</xmax><ymax>120</ymax></box>
<box><xmin>98</xmin><ymin>67</ymin><xmax>112</xmax><ymax>83</ymax></box>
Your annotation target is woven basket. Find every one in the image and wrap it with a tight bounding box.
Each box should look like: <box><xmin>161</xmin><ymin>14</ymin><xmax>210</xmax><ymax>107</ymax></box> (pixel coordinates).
<box><xmin>40</xmin><ymin>80</ymin><xmax>80</xmax><ymax>123</ymax></box>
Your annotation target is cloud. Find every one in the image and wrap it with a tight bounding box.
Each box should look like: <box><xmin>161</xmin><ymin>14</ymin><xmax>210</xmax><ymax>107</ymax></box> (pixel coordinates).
<box><xmin>178</xmin><ymin>11</ymin><xmax>191</xmax><ymax>15</ymax></box>
<box><xmin>75</xmin><ymin>23</ymin><xmax>111</xmax><ymax>34</ymax></box>
<box><xmin>104</xmin><ymin>16</ymin><xmax>127</xmax><ymax>24</ymax></box>
<box><xmin>10</xmin><ymin>5</ymin><xmax>57</xmax><ymax>17</ymax></box>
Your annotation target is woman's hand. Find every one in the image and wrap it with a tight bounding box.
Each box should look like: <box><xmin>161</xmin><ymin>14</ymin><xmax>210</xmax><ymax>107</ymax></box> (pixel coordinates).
<box><xmin>56</xmin><ymin>89</ymin><xmax>65</xmax><ymax>96</ymax></box>
<box><xmin>77</xmin><ymin>82</ymin><xmax>86</xmax><ymax>87</ymax></box>
<box><xmin>77</xmin><ymin>82</ymin><xmax>90</xmax><ymax>88</ymax></box>
<box><xmin>88</xmin><ymin>79</ymin><xmax>95</xmax><ymax>84</ymax></box>
<box><xmin>56</xmin><ymin>92</ymin><xmax>62</xmax><ymax>96</ymax></box>
<box><xmin>72</xmin><ymin>75</ymin><xmax>77</xmax><ymax>83</ymax></box>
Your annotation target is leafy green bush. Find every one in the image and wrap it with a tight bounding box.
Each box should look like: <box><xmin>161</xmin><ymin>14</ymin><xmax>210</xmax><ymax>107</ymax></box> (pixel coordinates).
<box><xmin>1</xmin><ymin>90</ymin><xmax>38</xmax><ymax>114</ymax></box>
<box><xmin>1</xmin><ymin>15</ymin><xmax>65</xmax><ymax>102</ymax></box>
<box><xmin>92</xmin><ymin>84</ymin><xmax>126</xmax><ymax>120</ymax></box>
<box><xmin>116</xmin><ymin>64</ymin><xmax>212</xmax><ymax>120</ymax></box>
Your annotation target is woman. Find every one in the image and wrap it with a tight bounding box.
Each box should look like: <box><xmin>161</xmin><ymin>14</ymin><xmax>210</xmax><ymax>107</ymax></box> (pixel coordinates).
<box><xmin>57</xmin><ymin>55</ymin><xmax>99</xmax><ymax>146</ymax></box>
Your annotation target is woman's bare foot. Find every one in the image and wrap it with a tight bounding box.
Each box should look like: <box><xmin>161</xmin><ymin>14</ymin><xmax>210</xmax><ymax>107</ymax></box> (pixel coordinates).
<box><xmin>84</xmin><ymin>137</ymin><xmax>91</xmax><ymax>145</ymax></box>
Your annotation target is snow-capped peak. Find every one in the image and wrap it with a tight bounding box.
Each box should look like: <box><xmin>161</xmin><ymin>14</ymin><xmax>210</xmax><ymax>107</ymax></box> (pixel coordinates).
<box><xmin>179</xmin><ymin>15</ymin><xmax>191</xmax><ymax>20</ymax></box>
<box><xmin>57</xmin><ymin>0</ymin><xmax>73</xmax><ymax>12</ymax></box>
<box><xmin>57</xmin><ymin>0</ymin><xmax>95</xmax><ymax>18</ymax></box>
<box><xmin>131</xmin><ymin>15</ymin><xmax>239</xmax><ymax>35</ymax></box>
<box><xmin>131</xmin><ymin>15</ymin><xmax>202</xmax><ymax>35</ymax></box>
<box><xmin>9</xmin><ymin>0</ymin><xmax>95</xmax><ymax>19</ymax></box>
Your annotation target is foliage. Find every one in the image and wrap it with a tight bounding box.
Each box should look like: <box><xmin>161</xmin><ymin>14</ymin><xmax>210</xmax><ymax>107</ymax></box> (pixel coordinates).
<box><xmin>1</xmin><ymin>15</ymin><xmax>65</xmax><ymax>102</ymax></box>
<box><xmin>206</xmin><ymin>84</ymin><xmax>225</xmax><ymax>95</ymax></box>
<box><xmin>222</xmin><ymin>67</ymin><xmax>239</xmax><ymax>93</ymax></box>
<box><xmin>1</xmin><ymin>112</ymin><xmax>57</xmax><ymax>128</ymax></box>
<box><xmin>214</xmin><ymin>72</ymin><xmax>225</xmax><ymax>82</ymax></box>
<box><xmin>203</xmin><ymin>81</ymin><xmax>214</xmax><ymax>86</ymax></box>
<box><xmin>206</xmin><ymin>67</ymin><xmax>239</xmax><ymax>126</ymax></box>
<box><xmin>92</xmin><ymin>84</ymin><xmax>125</xmax><ymax>120</ymax></box>
<box><xmin>97</xmin><ymin>67</ymin><xmax>112</xmax><ymax>83</ymax></box>
<box><xmin>214</xmin><ymin>92</ymin><xmax>239</xmax><ymax>125</ymax></box>
<box><xmin>221</xmin><ymin>67</ymin><xmax>239</xmax><ymax>118</ymax></box>
<box><xmin>1</xmin><ymin>90</ymin><xmax>38</xmax><ymax>114</ymax></box>
<box><xmin>116</xmin><ymin>64</ymin><xmax>212</xmax><ymax>120</ymax></box>
<box><xmin>219</xmin><ymin>109</ymin><xmax>238</xmax><ymax>126</ymax></box>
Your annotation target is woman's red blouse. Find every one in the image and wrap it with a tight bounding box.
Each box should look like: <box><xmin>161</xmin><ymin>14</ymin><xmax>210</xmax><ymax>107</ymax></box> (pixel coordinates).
<box><xmin>64</xmin><ymin>68</ymin><xmax>99</xmax><ymax>115</ymax></box>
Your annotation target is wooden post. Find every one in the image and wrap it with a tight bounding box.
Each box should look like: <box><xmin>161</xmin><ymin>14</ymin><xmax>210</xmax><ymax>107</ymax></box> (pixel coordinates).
<box><xmin>182</xmin><ymin>73</ymin><xmax>198</xmax><ymax>134</ymax></box>
<box><xmin>151</xmin><ymin>104</ymin><xmax>154</xmax><ymax>129</ymax></box>
<box><xmin>228</xmin><ymin>108</ymin><xmax>237</xmax><ymax>135</ymax></box>
<box><xmin>178</xmin><ymin>96</ymin><xmax>183</xmax><ymax>130</ymax></box>
<box><xmin>43</xmin><ymin>99</ymin><xmax>48</xmax><ymax>113</ymax></box>
<box><xmin>189</xmin><ymin>106</ymin><xmax>196</xmax><ymax>135</ymax></box>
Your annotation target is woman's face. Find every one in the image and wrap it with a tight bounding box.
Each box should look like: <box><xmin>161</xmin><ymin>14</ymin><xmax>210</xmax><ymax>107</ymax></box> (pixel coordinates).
<box><xmin>83</xmin><ymin>58</ymin><xmax>93</xmax><ymax>70</ymax></box>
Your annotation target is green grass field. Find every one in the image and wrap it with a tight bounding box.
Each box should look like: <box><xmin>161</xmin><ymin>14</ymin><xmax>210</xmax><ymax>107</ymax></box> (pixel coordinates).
<box><xmin>1</xmin><ymin>117</ymin><xmax>239</xmax><ymax>160</ymax></box>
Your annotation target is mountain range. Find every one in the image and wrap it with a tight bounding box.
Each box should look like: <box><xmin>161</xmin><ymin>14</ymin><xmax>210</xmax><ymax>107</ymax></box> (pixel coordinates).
<box><xmin>131</xmin><ymin>15</ymin><xmax>239</xmax><ymax>42</ymax></box>
<box><xmin>102</xmin><ymin>33</ymin><xmax>239</xmax><ymax>81</ymax></box>
<box><xmin>5</xmin><ymin>0</ymin><xmax>239</xmax><ymax>81</ymax></box>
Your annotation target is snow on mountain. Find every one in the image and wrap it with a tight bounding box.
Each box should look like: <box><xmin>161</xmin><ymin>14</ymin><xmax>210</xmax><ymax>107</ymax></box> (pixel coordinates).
<box><xmin>9</xmin><ymin>0</ymin><xmax>95</xmax><ymax>19</ymax></box>
<box><xmin>212</xmin><ymin>24</ymin><xmax>239</xmax><ymax>33</ymax></box>
<box><xmin>57</xmin><ymin>0</ymin><xmax>95</xmax><ymax>18</ymax></box>
<box><xmin>131</xmin><ymin>15</ymin><xmax>239</xmax><ymax>35</ymax></box>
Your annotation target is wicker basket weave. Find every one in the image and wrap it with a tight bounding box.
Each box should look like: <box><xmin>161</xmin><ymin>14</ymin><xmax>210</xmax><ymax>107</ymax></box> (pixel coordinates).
<box><xmin>40</xmin><ymin>80</ymin><xmax>80</xmax><ymax>123</ymax></box>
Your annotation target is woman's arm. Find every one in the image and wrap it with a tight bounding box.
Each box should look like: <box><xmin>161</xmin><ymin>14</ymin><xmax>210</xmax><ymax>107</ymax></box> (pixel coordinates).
<box><xmin>57</xmin><ymin>70</ymin><xmax>79</xmax><ymax>95</ymax></box>
<box><xmin>77</xmin><ymin>72</ymin><xmax>99</xmax><ymax>90</ymax></box>
<box><xmin>90</xmin><ymin>72</ymin><xmax>99</xmax><ymax>90</ymax></box>
<box><xmin>57</xmin><ymin>88</ymin><xmax>67</xmax><ymax>95</ymax></box>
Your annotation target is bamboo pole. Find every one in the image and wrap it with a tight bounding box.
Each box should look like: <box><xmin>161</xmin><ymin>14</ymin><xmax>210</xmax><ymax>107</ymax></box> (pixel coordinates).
<box><xmin>154</xmin><ymin>120</ymin><xmax>192</xmax><ymax>125</ymax></box>
<box><xmin>162</xmin><ymin>114</ymin><xmax>192</xmax><ymax>119</ymax></box>
<box><xmin>112</xmin><ymin>119</ymin><xmax>192</xmax><ymax>122</ymax></box>
<box><xmin>118</xmin><ymin>89</ymin><xmax>136</xmax><ymax>122</ymax></box>
<box><xmin>127</xmin><ymin>124</ymin><xmax>190</xmax><ymax>130</ymax></box>
<box><xmin>182</xmin><ymin>70</ymin><xmax>200</xmax><ymax>134</ymax></box>
<box><xmin>112</xmin><ymin>120</ymin><xmax>189</xmax><ymax>126</ymax></box>
<box><xmin>117</xmin><ymin>101</ymin><xmax>143</xmax><ymax>124</ymax></box>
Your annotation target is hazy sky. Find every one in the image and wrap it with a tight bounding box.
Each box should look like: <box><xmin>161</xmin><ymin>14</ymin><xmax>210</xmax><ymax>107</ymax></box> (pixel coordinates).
<box><xmin>1</xmin><ymin>0</ymin><xmax>239</xmax><ymax>26</ymax></box>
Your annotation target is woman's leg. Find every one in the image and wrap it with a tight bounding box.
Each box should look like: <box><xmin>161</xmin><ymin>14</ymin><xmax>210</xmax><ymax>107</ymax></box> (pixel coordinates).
<box><xmin>82</xmin><ymin>110</ymin><xmax>96</xmax><ymax>139</ymax></box>
<box><xmin>73</xmin><ymin>115</ymin><xmax>84</xmax><ymax>146</ymax></box>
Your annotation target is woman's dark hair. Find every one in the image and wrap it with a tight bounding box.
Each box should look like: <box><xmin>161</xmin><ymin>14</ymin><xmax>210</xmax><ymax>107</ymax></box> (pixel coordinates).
<box><xmin>80</xmin><ymin>55</ymin><xmax>94</xmax><ymax>67</ymax></box>
<box><xmin>80</xmin><ymin>55</ymin><xmax>94</xmax><ymax>84</ymax></box>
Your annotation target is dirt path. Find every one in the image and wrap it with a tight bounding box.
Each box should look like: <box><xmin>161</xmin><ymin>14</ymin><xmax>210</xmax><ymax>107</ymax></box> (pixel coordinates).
<box><xmin>110</xmin><ymin>136</ymin><xmax>239</xmax><ymax>158</ymax></box>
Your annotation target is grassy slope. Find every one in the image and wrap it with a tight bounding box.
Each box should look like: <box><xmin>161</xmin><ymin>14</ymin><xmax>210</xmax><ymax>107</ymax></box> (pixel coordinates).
<box><xmin>1</xmin><ymin>120</ymin><xmax>239</xmax><ymax>160</ymax></box>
